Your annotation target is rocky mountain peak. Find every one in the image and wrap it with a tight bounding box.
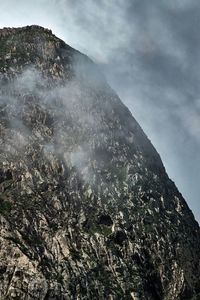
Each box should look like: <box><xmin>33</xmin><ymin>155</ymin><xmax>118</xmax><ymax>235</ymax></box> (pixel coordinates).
<box><xmin>0</xmin><ymin>26</ymin><xmax>200</xmax><ymax>300</ymax></box>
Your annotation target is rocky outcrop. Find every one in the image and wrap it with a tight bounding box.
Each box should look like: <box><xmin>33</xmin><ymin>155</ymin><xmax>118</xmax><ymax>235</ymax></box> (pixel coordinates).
<box><xmin>0</xmin><ymin>25</ymin><xmax>200</xmax><ymax>299</ymax></box>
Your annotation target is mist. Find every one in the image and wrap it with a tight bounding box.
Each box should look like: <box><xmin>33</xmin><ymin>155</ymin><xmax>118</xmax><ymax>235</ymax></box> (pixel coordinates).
<box><xmin>0</xmin><ymin>0</ymin><xmax>200</xmax><ymax>221</ymax></box>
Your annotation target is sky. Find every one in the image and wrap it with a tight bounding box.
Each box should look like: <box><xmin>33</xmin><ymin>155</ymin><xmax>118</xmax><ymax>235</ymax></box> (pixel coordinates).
<box><xmin>0</xmin><ymin>0</ymin><xmax>200</xmax><ymax>222</ymax></box>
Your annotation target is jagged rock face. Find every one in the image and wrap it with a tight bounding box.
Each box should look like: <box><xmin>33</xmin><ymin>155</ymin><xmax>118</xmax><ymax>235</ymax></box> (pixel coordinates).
<box><xmin>0</xmin><ymin>25</ymin><xmax>200</xmax><ymax>300</ymax></box>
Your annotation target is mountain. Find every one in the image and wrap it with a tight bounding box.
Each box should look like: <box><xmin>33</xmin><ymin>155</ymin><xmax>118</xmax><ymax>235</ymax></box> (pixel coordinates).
<box><xmin>0</xmin><ymin>25</ymin><xmax>200</xmax><ymax>300</ymax></box>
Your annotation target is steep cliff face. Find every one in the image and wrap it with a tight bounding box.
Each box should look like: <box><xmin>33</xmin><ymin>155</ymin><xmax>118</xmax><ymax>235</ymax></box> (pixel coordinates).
<box><xmin>0</xmin><ymin>25</ymin><xmax>200</xmax><ymax>300</ymax></box>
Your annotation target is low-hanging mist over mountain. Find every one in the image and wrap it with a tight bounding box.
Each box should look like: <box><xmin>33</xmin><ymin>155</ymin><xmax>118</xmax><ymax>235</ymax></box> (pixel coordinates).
<box><xmin>0</xmin><ymin>25</ymin><xmax>200</xmax><ymax>300</ymax></box>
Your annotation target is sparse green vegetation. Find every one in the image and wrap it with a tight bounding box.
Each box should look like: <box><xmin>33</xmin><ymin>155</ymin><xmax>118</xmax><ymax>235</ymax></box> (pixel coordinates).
<box><xmin>0</xmin><ymin>197</ymin><xmax>12</xmax><ymax>214</ymax></box>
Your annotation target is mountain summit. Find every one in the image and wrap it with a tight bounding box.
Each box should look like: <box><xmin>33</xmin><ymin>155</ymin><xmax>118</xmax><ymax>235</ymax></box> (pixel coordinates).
<box><xmin>0</xmin><ymin>25</ymin><xmax>200</xmax><ymax>300</ymax></box>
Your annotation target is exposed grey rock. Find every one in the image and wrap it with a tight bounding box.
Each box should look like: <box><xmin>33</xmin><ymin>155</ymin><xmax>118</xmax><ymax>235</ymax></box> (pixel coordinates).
<box><xmin>0</xmin><ymin>25</ymin><xmax>200</xmax><ymax>299</ymax></box>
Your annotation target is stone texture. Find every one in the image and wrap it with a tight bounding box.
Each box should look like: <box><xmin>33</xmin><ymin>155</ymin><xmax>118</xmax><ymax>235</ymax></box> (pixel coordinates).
<box><xmin>0</xmin><ymin>25</ymin><xmax>200</xmax><ymax>299</ymax></box>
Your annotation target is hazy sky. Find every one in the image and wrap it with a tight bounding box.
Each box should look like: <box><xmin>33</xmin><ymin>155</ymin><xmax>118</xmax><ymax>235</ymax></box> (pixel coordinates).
<box><xmin>0</xmin><ymin>0</ymin><xmax>200</xmax><ymax>222</ymax></box>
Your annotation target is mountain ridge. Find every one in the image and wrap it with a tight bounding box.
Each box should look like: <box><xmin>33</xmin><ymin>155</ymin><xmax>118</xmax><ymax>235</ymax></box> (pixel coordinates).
<box><xmin>0</xmin><ymin>25</ymin><xmax>200</xmax><ymax>300</ymax></box>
